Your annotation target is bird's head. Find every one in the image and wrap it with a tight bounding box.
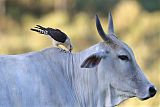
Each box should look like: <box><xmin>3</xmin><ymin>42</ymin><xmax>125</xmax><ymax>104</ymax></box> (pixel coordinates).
<box><xmin>65</xmin><ymin>38</ymin><xmax>73</xmax><ymax>52</ymax></box>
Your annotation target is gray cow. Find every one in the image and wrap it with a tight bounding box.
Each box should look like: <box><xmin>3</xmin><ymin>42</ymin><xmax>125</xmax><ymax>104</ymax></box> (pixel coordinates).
<box><xmin>0</xmin><ymin>12</ymin><xmax>156</xmax><ymax>107</ymax></box>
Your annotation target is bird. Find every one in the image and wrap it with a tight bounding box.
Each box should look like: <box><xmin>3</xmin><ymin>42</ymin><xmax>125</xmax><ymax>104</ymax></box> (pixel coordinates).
<box><xmin>30</xmin><ymin>25</ymin><xmax>73</xmax><ymax>52</ymax></box>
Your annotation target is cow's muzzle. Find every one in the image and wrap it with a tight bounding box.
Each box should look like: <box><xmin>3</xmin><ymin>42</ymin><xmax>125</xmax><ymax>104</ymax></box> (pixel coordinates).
<box><xmin>140</xmin><ymin>85</ymin><xmax>157</xmax><ymax>100</ymax></box>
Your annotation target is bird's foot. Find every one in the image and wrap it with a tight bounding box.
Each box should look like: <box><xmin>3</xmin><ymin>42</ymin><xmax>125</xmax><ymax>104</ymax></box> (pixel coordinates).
<box><xmin>58</xmin><ymin>48</ymin><xmax>67</xmax><ymax>53</ymax></box>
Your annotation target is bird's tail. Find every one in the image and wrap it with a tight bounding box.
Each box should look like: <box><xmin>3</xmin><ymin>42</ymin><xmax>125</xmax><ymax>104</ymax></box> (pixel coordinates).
<box><xmin>30</xmin><ymin>25</ymin><xmax>48</xmax><ymax>35</ymax></box>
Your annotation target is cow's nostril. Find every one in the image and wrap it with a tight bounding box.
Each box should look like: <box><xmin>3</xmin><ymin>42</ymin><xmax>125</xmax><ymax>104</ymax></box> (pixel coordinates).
<box><xmin>149</xmin><ymin>86</ymin><xmax>157</xmax><ymax>97</ymax></box>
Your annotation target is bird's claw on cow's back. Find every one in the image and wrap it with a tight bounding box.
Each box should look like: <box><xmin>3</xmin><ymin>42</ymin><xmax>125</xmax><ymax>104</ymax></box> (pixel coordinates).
<box><xmin>58</xmin><ymin>48</ymin><xmax>67</xmax><ymax>53</ymax></box>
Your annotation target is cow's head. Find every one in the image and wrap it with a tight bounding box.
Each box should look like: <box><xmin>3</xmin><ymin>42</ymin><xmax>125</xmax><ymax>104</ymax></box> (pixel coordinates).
<box><xmin>81</xmin><ymin>12</ymin><xmax>157</xmax><ymax>105</ymax></box>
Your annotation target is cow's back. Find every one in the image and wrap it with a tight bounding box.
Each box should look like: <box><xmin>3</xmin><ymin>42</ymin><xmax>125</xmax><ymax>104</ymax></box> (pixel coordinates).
<box><xmin>0</xmin><ymin>48</ymin><xmax>78</xmax><ymax>107</ymax></box>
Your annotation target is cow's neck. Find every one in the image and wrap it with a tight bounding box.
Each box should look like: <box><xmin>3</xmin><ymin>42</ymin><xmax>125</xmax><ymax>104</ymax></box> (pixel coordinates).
<box><xmin>66</xmin><ymin>52</ymin><xmax>97</xmax><ymax>107</ymax></box>
<box><xmin>70</xmin><ymin>49</ymin><xmax>102</xmax><ymax>107</ymax></box>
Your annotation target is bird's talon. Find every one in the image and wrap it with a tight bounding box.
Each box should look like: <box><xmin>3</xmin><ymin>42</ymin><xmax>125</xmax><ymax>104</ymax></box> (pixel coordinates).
<box><xmin>58</xmin><ymin>48</ymin><xmax>67</xmax><ymax>53</ymax></box>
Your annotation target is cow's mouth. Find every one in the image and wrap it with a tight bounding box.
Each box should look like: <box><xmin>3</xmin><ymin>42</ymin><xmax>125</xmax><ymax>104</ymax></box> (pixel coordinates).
<box><xmin>139</xmin><ymin>93</ymin><xmax>157</xmax><ymax>101</ymax></box>
<box><xmin>140</xmin><ymin>96</ymin><xmax>150</xmax><ymax>101</ymax></box>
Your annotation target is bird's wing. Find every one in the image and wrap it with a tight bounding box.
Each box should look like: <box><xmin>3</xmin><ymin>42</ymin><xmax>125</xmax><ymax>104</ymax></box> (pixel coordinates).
<box><xmin>47</xmin><ymin>28</ymin><xmax>67</xmax><ymax>43</ymax></box>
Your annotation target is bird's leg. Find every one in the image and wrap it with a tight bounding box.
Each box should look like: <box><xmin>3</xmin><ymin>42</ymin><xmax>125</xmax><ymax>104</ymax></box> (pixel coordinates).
<box><xmin>58</xmin><ymin>47</ymin><xmax>66</xmax><ymax>52</ymax></box>
<box><xmin>57</xmin><ymin>45</ymin><xmax>67</xmax><ymax>52</ymax></box>
<box><xmin>52</xmin><ymin>41</ymin><xmax>67</xmax><ymax>52</ymax></box>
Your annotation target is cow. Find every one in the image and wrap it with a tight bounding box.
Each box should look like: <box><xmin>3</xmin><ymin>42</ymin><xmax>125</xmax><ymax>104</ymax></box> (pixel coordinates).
<box><xmin>0</xmin><ymin>12</ymin><xmax>156</xmax><ymax>107</ymax></box>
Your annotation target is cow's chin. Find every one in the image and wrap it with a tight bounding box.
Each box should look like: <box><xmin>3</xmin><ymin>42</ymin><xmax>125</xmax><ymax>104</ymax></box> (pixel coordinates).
<box><xmin>137</xmin><ymin>94</ymin><xmax>153</xmax><ymax>101</ymax></box>
<box><xmin>140</xmin><ymin>97</ymin><xmax>150</xmax><ymax>100</ymax></box>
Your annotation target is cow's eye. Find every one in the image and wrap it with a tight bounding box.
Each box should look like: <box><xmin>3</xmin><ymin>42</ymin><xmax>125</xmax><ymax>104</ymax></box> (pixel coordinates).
<box><xmin>118</xmin><ymin>55</ymin><xmax>129</xmax><ymax>61</ymax></box>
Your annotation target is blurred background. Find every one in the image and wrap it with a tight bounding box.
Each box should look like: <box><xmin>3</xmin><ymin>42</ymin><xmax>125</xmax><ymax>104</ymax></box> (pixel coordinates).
<box><xmin>0</xmin><ymin>0</ymin><xmax>159</xmax><ymax>106</ymax></box>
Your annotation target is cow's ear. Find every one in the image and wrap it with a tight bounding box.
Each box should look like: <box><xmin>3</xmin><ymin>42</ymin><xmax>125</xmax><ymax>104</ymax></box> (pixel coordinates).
<box><xmin>81</xmin><ymin>51</ymin><xmax>108</xmax><ymax>68</ymax></box>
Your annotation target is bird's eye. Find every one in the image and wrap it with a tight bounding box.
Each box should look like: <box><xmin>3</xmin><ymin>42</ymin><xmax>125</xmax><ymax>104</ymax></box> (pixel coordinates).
<box><xmin>118</xmin><ymin>55</ymin><xmax>129</xmax><ymax>61</ymax></box>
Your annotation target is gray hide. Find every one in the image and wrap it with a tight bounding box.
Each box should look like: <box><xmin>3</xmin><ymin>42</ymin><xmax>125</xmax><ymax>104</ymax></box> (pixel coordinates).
<box><xmin>0</xmin><ymin>13</ymin><xmax>156</xmax><ymax>107</ymax></box>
